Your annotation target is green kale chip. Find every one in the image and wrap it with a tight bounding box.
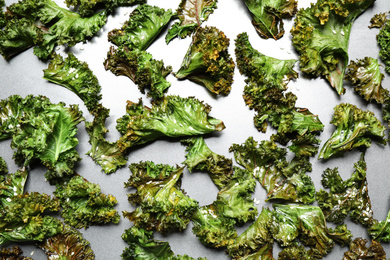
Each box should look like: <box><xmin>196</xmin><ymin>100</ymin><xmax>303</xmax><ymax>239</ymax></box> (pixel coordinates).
<box><xmin>227</xmin><ymin>207</ymin><xmax>274</xmax><ymax>259</ymax></box>
<box><xmin>174</xmin><ymin>26</ymin><xmax>235</xmax><ymax>96</ymax></box>
<box><xmin>0</xmin><ymin>192</ymin><xmax>63</xmax><ymax>245</ymax></box>
<box><xmin>318</xmin><ymin>103</ymin><xmax>386</xmax><ymax>160</ymax></box>
<box><xmin>39</xmin><ymin>224</ymin><xmax>95</xmax><ymax>260</ymax></box>
<box><xmin>43</xmin><ymin>53</ymin><xmax>102</xmax><ymax>112</ymax></box>
<box><xmin>377</xmin><ymin>19</ymin><xmax>390</xmax><ymax>74</ymax></box>
<box><xmin>65</xmin><ymin>0</ymin><xmax>146</xmax><ymax>17</ymax></box>
<box><xmin>191</xmin><ymin>205</ymin><xmax>237</xmax><ymax>248</ymax></box>
<box><xmin>124</xmin><ymin>162</ymin><xmax>199</xmax><ymax>233</ymax></box>
<box><xmin>108</xmin><ymin>4</ymin><xmax>174</xmax><ymax>50</ymax></box>
<box><xmin>0</xmin><ymin>246</ymin><xmax>32</xmax><ymax>260</ymax></box>
<box><xmin>343</xmin><ymin>237</ymin><xmax>386</xmax><ymax>259</ymax></box>
<box><xmin>0</xmin><ymin>167</ymin><xmax>28</xmax><ymax>208</ymax></box>
<box><xmin>122</xmin><ymin>226</ymin><xmax>175</xmax><ymax>259</ymax></box>
<box><xmin>272</xmin><ymin>204</ymin><xmax>352</xmax><ymax>258</ymax></box>
<box><xmin>278</xmin><ymin>244</ymin><xmax>311</xmax><ymax>260</ymax></box>
<box><xmin>345</xmin><ymin>57</ymin><xmax>388</xmax><ymax>104</ymax></box>
<box><xmin>85</xmin><ymin>105</ymin><xmax>127</xmax><ymax>174</ymax></box>
<box><xmin>291</xmin><ymin>0</ymin><xmax>375</xmax><ymax>95</ymax></box>
<box><xmin>0</xmin><ymin>95</ymin><xmax>84</xmax><ymax>182</ymax></box>
<box><xmin>166</xmin><ymin>0</ymin><xmax>218</xmax><ymax>43</ymax></box>
<box><xmin>235</xmin><ymin>33</ymin><xmax>323</xmax><ymax>152</ymax></box>
<box><xmin>369</xmin><ymin>12</ymin><xmax>389</xmax><ymax>29</ymax></box>
<box><xmin>54</xmin><ymin>175</ymin><xmax>120</xmax><ymax>229</ymax></box>
<box><xmin>243</xmin><ymin>0</ymin><xmax>297</xmax><ymax>40</ymax></box>
<box><xmin>0</xmin><ymin>157</ymin><xmax>7</xmax><ymax>175</ymax></box>
<box><xmin>121</xmin><ymin>226</ymin><xmax>207</xmax><ymax>260</ymax></box>
<box><xmin>212</xmin><ymin>167</ymin><xmax>257</xmax><ymax>225</ymax></box>
<box><xmin>116</xmin><ymin>95</ymin><xmax>225</xmax><ymax>152</ymax></box>
<box><xmin>230</xmin><ymin>137</ymin><xmax>315</xmax><ymax>204</ymax></box>
<box><xmin>0</xmin><ymin>17</ymin><xmax>43</xmax><ymax>60</ymax></box>
<box><xmin>181</xmin><ymin>137</ymin><xmax>233</xmax><ymax>189</ymax></box>
<box><xmin>3</xmin><ymin>0</ymin><xmax>107</xmax><ymax>60</ymax></box>
<box><xmin>104</xmin><ymin>46</ymin><xmax>172</xmax><ymax>100</ymax></box>
<box><xmin>317</xmin><ymin>154</ymin><xmax>374</xmax><ymax>226</ymax></box>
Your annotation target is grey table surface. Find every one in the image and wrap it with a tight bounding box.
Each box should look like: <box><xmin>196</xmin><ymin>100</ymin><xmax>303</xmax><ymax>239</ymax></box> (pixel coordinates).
<box><xmin>1</xmin><ymin>0</ymin><xmax>390</xmax><ymax>259</ymax></box>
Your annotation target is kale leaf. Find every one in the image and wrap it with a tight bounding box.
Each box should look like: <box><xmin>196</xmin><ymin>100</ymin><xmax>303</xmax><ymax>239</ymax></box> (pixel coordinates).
<box><xmin>116</xmin><ymin>95</ymin><xmax>225</xmax><ymax>152</ymax></box>
<box><xmin>181</xmin><ymin>137</ymin><xmax>233</xmax><ymax>190</ymax></box>
<box><xmin>124</xmin><ymin>162</ymin><xmax>199</xmax><ymax>233</ymax></box>
<box><xmin>166</xmin><ymin>0</ymin><xmax>218</xmax><ymax>43</ymax></box>
<box><xmin>54</xmin><ymin>175</ymin><xmax>120</xmax><ymax>229</ymax></box>
<box><xmin>174</xmin><ymin>26</ymin><xmax>235</xmax><ymax>96</ymax></box>
<box><xmin>318</xmin><ymin>103</ymin><xmax>386</xmax><ymax>160</ymax></box>
<box><xmin>243</xmin><ymin>0</ymin><xmax>297</xmax><ymax>40</ymax></box>
<box><xmin>345</xmin><ymin>57</ymin><xmax>388</xmax><ymax>104</ymax></box>
<box><xmin>108</xmin><ymin>4</ymin><xmax>174</xmax><ymax>51</ymax></box>
<box><xmin>291</xmin><ymin>0</ymin><xmax>375</xmax><ymax>94</ymax></box>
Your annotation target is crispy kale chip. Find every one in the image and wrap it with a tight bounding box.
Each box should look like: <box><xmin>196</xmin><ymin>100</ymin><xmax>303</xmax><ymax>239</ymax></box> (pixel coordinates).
<box><xmin>174</xmin><ymin>26</ymin><xmax>235</xmax><ymax>96</ymax></box>
<box><xmin>166</xmin><ymin>0</ymin><xmax>218</xmax><ymax>43</ymax></box>
<box><xmin>272</xmin><ymin>204</ymin><xmax>352</xmax><ymax>258</ymax></box>
<box><xmin>124</xmin><ymin>162</ymin><xmax>199</xmax><ymax>233</ymax></box>
<box><xmin>0</xmin><ymin>246</ymin><xmax>33</xmax><ymax>260</ymax></box>
<box><xmin>0</xmin><ymin>168</ymin><xmax>28</xmax><ymax>208</ymax></box>
<box><xmin>108</xmin><ymin>4</ymin><xmax>174</xmax><ymax>50</ymax></box>
<box><xmin>317</xmin><ymin>154</ymin><xmax>374</xmax><ymax>226</ymax></box>
<box><xmin>65</xmin><ymin>0</ymin><xmax>146</xmax><ymax>17</ymax></box>
<box><xmin>191</xmin><ymin>205</ymin><xmax>237</xmax><ymax>248</ymax></box>
<box><xmin>86</xmin><ymin>105</ymin><xmax>127</xmax><ymax>174</ymax></box>
<box><xmin>318</xmin><ymin>103</ymin><xmax>386</xmax><ymax>160</ymax></box>
<box><xmin>212</xmin><ymin>167</ymin><xmax>257</xmax><ymax>225</ymax></box>
<box><xmin>0</xmin><ymin>17</ymin><xmax>44</xmax><ymax>60</ymax></box>
<box><xmin>0</xmin><ymin>157</ymin><xmax>7</xmax><ymax>175</ymax></box>
<box><xmin>235</xmin><ymin>33</ymin><xmax>323</xmax><ymax>153</ymax></box>
<box><xmin>181</xmin><ymin>137</ymin><xmax>233</xmax><ymax>189</ymax></box>
<box><xmin>104</xmin><ymin>46</ymin><xmax>172</xmax><ymax>99</ymax></box>
<box><xmin>122</xmin><ymin>226</ymin><xmax>175</xmax><ymax>259</ymax></box>
<box><xmin>0</xmin><ymin>192</ymin><xmax>63</xmax><ymax>245</ymax></box>
<box><xmin>39</xmin><ymin>224</ymin><xmax>95</xmax><ymax>260</ymax></box>
<box><xmin>345</xmin><ymin>57</ymin><xmax>388</xmax><ymax>104</ymax></box>
<box><xmin>243</xmin><ymin>0</ymin><xmax>297</xmax><ymax>40</ymax></box>
<box><xmin>227</xmin><ymin>207</ymin><xmax>274</xmax><ymax>259</ymax></box>
<box><xmin>278</xmin><ymin>244</ymin><xmax>311</xmax><ymax>260</ymax></box>
<box><xmin>369</xmin><ymin>12</ymin><xmax>389</xmax><ymax>29</ymax></box>
<box><xmin>343</xmin><ymin>237</ymin><xmax>386</xmax><ymax>259</ymax></box>
<box><xmin>121</xmin><ymin>226</ymin><xmax>207</xmax><ymax>260</ymax></box>
<box><xmin>230</xmin><ymin>137</ymin><xmax>315</xmax><ymax>204</ymax></box>
<box><xmin>0</xmin><ymin>95</ymin><xmax>84</xmax><ymax>182</ymax></box>
<box><xmin>3</xmin><ymin>0</ymin><xmax>107</xmax><ymax>60</ymax></box>
<box><xmin>116</xmin><ymin>95</ymin><xmax>225</xmax><ymax>152</ymax></box>
<box><xmin>377</xmin><ymin>19</ymin><xmax>390</xmax><ymax>74</ymax></box>
<box><xmin>291</xmin><ymin>0</ymin><xmax>375</xmax><ymax>95</ymax></box>
<box><xmin>43</xmin><ymin>53</ymin><xmax>102</xmax><ymax>112</ymax></box>
<box><xmin>54</xmin><ymin>175</ymin><xmax>120</xmax><ymax>229</ymax></box>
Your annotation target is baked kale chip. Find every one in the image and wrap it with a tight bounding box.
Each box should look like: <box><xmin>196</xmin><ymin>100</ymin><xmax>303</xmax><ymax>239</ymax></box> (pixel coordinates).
<box><xmin>0</xmin><ymin>95</ymin><xmax>84</xmax><ymax>182</ymax></box>
<box><xmin>124</xmin><ymin>162</ymin><xmax>199</xmax><ymax>233</ymax></box>
<box><xmin>181</xmin><ymin>137</ymin><xmax>233</xmax><ymax>189</ymax></box>
<box><xmin>291</xmin><ymin>0</ymin><xmax>375</xmax><ymax>94</ymax></box>
<box><xmin>345</xmin><ymin>57</ymin><xmax>388</xmax><ymax>104</ymax></box>
<box><xmin>243</xmin><ymin>0</ymin><xmax>297</xmax><ymax>40</ymax></box>
<box><xmin>174</xmin><ymin>26</ymin><xmax>235</xmax><ymax>96</ymax></box>
<box><xmin>104</xmin><ymin>46</ymin><xmax>172</xmax><ymax>99</ymax></box>
<box><xmin>43</xmin><ymin>53</ymin><xmax>102</xmax><ymax>112</ymax></box>
<box><xmin>116</xmin><ymin>95</ymin><xmax>225</xmax><ymax>152</ymax></box>
<box><xmin>166</xmin><ymin>0</ymin><xmax>218</xmax><ymax>43</ymax></box>
<box><xmin>39</xmin><ymin>224</ymin><xmax>95</xmax><ymax>259</ymax></box>
<box><xmin>317</xmin><ymin>154</ymin><xmax>374</xmax><ymax>226</ymax></box>
<box><xmin>318</xmin><ymin>103</ymin><xmax>386</xmax><ymax>160</ymax></box>
<box><xmin>108</xmin><ymin>4</ymin><xmax>174</xmax><ymax>50</ymax></box>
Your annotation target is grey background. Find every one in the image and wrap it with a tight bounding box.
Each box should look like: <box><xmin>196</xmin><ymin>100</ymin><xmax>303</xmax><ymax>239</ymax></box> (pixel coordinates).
<box><xmin>1</xmin><ymin>0</ymin><xmax>390</xmax><ymax>259</ymax></box>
